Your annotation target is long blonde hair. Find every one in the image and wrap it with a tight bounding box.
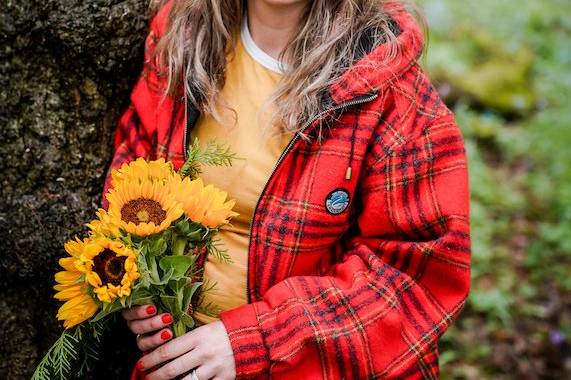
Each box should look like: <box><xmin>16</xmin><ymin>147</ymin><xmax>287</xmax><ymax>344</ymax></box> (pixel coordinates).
<box><xmin>149</xmin><ymin>0</ymin><xmax>422</xmax><ymax>132</ymax></box>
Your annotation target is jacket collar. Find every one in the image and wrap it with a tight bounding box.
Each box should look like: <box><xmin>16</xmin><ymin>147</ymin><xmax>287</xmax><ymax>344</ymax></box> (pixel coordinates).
<box><xmin>326</xmin><ymin>3</ymin><xmax>425</xmax><ymax>106</ymax></box>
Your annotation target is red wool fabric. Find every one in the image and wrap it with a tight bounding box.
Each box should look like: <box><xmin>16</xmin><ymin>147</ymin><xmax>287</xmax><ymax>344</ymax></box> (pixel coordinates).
<box><xmin>111</xmin><ymin>1</ymin><xmax>471</xmax><ymax>379</ymax></box>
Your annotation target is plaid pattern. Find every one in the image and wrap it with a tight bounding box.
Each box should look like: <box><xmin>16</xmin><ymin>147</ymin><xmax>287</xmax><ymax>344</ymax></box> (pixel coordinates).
<box><xmin>110</xmin><ymin>2</ymin><xmax>471</xmax><ymax>379</ymax></box>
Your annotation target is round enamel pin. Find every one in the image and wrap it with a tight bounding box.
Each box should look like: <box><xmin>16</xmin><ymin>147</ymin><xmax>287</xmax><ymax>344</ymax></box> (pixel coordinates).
<box><xmin>325</xmin><ymin>188</ymin><xmax>350</xmax><ymax>215</ymax></box>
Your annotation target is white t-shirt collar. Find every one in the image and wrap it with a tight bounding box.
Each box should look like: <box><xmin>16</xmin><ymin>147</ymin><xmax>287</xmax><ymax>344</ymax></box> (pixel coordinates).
<box><xmin>241</xmin><ymin>12</ymin><xmax>288</xmax><ymax>74</ymax></box>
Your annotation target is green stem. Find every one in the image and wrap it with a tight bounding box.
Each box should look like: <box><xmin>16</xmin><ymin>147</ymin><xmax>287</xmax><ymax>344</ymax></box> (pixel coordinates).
<box><xmin>173</xmin><ymin>237</ymin><xmax>187</xmax><ymax>256</ymax></box>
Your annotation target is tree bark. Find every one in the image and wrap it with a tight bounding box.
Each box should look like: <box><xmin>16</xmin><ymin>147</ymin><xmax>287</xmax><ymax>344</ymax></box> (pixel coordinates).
<box><xmin>0</xmin><ymin>1</ymin><xmax>151</xmax><ymax>378</ymax></box>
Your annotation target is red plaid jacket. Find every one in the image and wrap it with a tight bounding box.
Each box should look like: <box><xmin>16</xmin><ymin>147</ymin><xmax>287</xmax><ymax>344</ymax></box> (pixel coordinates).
<box><xmin>109</xmin><ymin>2</ymin><xmax>471</xmax><ymax>379</ymax></box>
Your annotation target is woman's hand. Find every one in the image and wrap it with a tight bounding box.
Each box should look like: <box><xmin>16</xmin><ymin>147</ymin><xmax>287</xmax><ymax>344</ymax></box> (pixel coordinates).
<box><xmin>122</xmin><ymin>304</ymin><xmax>175</xmax><ymax>351</ymax></box>
<box><xmin>137</xmin><ymin>320</ymin><xmax>236</xmax><ymax>380</ymax></box>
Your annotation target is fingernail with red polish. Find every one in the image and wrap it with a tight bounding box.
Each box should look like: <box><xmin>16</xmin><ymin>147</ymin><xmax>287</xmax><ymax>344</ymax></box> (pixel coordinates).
<box><xmin>161</xmin><ymin>313</ymin><xmax>173</xmax><ymax>324</ymax></box>
<box><xmin>160</xmin><ymin>330</ymin><xmax>171</xmax><ymax>341</ymax></box>
<box><xmin>136</xmin><ymin>360</ymin><xmax>144</xmax><ymax>370</ymax></box>
<box><xmin>146</xmin><ymin>305</ymin><xmax>156</xmax><ymax>315</ymax></box>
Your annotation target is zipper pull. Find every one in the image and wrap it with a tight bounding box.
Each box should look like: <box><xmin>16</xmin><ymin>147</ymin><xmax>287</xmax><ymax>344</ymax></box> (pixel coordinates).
<box><xmin>345</xmin><ymin>166</ymin><xmax>352</xmax><ymax>180</ymax></box>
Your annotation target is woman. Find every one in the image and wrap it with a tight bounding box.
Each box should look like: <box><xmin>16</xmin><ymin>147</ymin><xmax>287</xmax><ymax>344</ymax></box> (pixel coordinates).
<box><xmin>109</xmin><ymin>0</ymin><xmax>471</xmax><ymax>379</ymax></box>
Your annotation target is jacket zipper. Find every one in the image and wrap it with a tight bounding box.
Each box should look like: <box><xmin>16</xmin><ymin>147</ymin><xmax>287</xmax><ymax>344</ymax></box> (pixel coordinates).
<box><xmin>245</xmin><ymin>91</ymin><xmax>379</xmax><ymax>302</ymax></box>
<box><xmin>183</xmin><ymin>96</ymin><xmax>190</xmax><ymax>161</ymax></box>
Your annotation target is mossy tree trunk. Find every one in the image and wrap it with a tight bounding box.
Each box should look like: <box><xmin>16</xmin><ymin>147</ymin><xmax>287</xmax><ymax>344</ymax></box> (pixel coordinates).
<box><xmin>0</xmin><ymin>1</ymin><xmax>152</xmax><ymax>378</ymax></box>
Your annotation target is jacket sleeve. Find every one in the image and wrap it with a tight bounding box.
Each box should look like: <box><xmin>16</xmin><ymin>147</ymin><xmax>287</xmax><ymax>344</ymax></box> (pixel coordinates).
<box><xmin>101</xmin><ymin>2</ymin><xmax>172</xmax><ymax>204</ymax></box>
<box><xmin>220</xmin><ymin>110</ymin><xmax>471</xmax><ymax>379</ymax></box>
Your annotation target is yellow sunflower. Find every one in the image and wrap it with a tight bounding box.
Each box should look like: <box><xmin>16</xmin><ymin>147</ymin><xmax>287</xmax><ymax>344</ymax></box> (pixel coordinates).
<box><xmin>106</xmin><ymin>159</ymin><xmax>184</xmax><ymax>236</ymax></box>
<box><xmin>86</xmin><ymin>208</ymin><xmax>121</xmax><ymax>237</ymax></box>
<box><xmin>54</xmin><ymin>238</ymin><xmax>99</xmax><ymax>329</ymax></box>
<box><xmin>77</xmin><ymin>237</ymin><xmax>140</xmax><ymax>303</ymax></box>
<box><xmin>173</xmin><ymin>177</ymin><xmax>238</xmax><ymax>228</ymax></box>
<box><xmin>111</xmin><ymin>157</ymin><xmax>175</xmax><ymax>188</ymax></box>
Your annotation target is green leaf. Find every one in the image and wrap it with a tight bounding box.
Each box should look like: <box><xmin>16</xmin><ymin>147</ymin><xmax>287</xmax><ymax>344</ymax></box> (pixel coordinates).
<box><xmin>175</xmin><ymin>219</ymin><xmax>190</xmax><ymax>233</ymax></box>
<box><xmin>180</xmin><ymin>313</ymin><xmax>195</xmax><ymax>329</ymax></box>
<box><xmin>183</xmin><ymin>281</ymin><xmax>203</xmax><ymax>312</ymax></box>
<box><xmin>159</xmin><ymin>256</ymin><xmax>194</xmax><ymax>278</ymax></box>
<box><xmin>90</xmin><ymin>302</ymin><xmax>123</xmax><ymax>323</ymax></box>
<box><xmin>148</xmin><ymin>255</ymin><xmax>161</xmax><ymax>283</ymax></box>
<box><xmin>173</xmin><ymin>320</ymin><xmax>187</xmax><ymax>338</ymax></box>
<box><xmin>127</xmin><ymin>287</ymin><xmax>154</xmax><ymax>307</ymax></box>
<box><xmin>186</xmin><ymin>230</ymin><xmax>203</xmax><ymax>241</ymax></box>
<box><xmin>147</xmin><ymin>237</ymin><xmax>168</xmax><ymax>256</ymax></box>
<box><xmin>168</xmin><ymin>277</ymin><xmax>188</xmax><ymax>295</ymax></box>
<box><xmin>160</xmin><ymin>295</ymin><xmax>180</xmax><ymax>317</ymax></box>
<box><xmin>134</xmin><ymin>253</ymin><xmax>152</xmax><ymax>289</ymax></box>
<box><xmin>175</xmin><ymin>219</ymin><xmax>204</xmax><ymax>241</ymax></box>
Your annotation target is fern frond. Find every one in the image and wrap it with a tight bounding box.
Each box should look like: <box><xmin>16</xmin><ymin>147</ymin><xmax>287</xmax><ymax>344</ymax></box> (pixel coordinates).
<box><xmin>200</xmin><ymin>279</ymin><xmax>217</xmax><ymax>295</ymax></box>
<box><xmin>31</xmin><ymin>361</ymin><xmax>52</xmax><ymax>380</ymax></box>
<box><xmin>77</xmin><ymin>317</ymin><xmax>111</xmax><ymax>377</ymax></box>
<box><xmin>196</xmin><ymin>300</ymin><xmax>221</xmax><ymax>319</ymax></box>
<box><xmin>52</xmin><ymin>330</ymin><xmax>80</xmax><ymax>378</ymax></box>
<box><xmin>208</xmin><ymin>239</ymin><xmax>232</xmax><ymax>264</ymax></box>
<box><xmin>32</xmin><ymin>318</ymin><xmax>112</xmax><ymax>380</ymax></box>
<box><xmin>194</xmin><ymin>280</ymin><xmax>220</xmax><ymax>320</ymax></box>
<box><xmin>179</xmin><ymin>138</ymin><xmax>238</xmax><ymax>179</ymax></box>
<box><xmin>32</xmin><ymin>328</ymin><xmax>80</xmax><ymax>380</ymax></box>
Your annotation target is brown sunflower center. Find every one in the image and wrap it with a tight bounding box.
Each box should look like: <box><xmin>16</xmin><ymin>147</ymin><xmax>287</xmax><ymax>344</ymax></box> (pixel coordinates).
<box><xmin>121</xmin><ymin>198</ymin><xmax>166</xmax><ymax>225</ymax></box>
<box><xmin>93</xmin><ymin>249</ymin><xmax>127</xmax><ymax>286</ymax></box>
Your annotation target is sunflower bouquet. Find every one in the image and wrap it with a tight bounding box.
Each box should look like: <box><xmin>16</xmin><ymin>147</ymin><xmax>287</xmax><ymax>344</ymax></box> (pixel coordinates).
<box><xmin>32</xmin><ymin>139</ymin><xmax>238</xmax><ymax>380</ymax></box>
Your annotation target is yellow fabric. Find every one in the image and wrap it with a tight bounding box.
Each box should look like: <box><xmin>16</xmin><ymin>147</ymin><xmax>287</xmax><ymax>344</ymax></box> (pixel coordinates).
<box><xmin>192</xmin><ymin>35</ymin><xmax>291</xmax><ymax>324</ymax></box>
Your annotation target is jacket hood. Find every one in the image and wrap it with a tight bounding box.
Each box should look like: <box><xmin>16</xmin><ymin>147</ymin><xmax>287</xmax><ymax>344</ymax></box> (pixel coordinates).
<box><xmin>327</xmin><ymin>3</ymin><xmax>425</xmax><ymax>106</ymax></box>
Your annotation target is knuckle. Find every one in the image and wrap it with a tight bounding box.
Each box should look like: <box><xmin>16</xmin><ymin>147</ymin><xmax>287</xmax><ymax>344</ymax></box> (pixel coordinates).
<box><xmin>204</xmin><ymin>344</ymin><xmax>217</xmax><ymax>358</ymax></box>
<box><xmin>196</xmin><ymin>348</ymin><xmax>208</xmax><ymax>361</ymax></box>
<box><xmin>200</xmin><ymin>348</ymin><xmax>211</xmax><ymax>360</ymax></box>
<box><xmin>164</xmin><ymin>364</ymin><xmax>179</xmax><ymax>378</ymax></box>
<box><xmin>157</xmin><ymin>345</ymin><xmax>170</xmax><ymax>361</ymax></box>
<box><xmin>182</xmin><ymin>334</ymin><xmax>196</xmax><ymax>348</ymax></box>
<box><xmin>136</xmin><ymin>322</ymin><xmax>149</xmax><ymax>335</ymax></box>
<box><xmin>136</xmin><ymin>322</ymin><xmax>151</xmax><ymax>334</ymax></box>
<box><xmin>129</xmin><ymin>321</ymin><xmax>141</xmax><ymax>334</ymax></box>
<box><xmin>132</xmin><ymin>306</ymin><xmax>142</xmax><ymax>317</ymax></box>
<box><xmin>143</xmin><ymin>320</ymin><xmax>156</xmax><ymax>334</ymax></box>
<box><xmin>211</xmin><ymin>360</ymin><xmax>223</xmax><ymax>372</ymax></box>
<box><xmin>139</xmin><ymin>336</ymin><xmax>152</xmax><ymax>351</ymax></box>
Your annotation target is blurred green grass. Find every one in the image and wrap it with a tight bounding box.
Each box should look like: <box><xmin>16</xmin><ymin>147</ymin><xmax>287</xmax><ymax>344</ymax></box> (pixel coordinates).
<box><xmin>418</xmin><ymin>0</ymin><xmax>571</xmax><ymax>378</ymax></box>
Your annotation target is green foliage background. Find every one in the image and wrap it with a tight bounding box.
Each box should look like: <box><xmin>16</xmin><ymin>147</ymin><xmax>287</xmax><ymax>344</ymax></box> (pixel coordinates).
<box><xmin>418</xmin><ymin>0</ymin><xmax>571</xmax><ymax>378</ymax></box>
